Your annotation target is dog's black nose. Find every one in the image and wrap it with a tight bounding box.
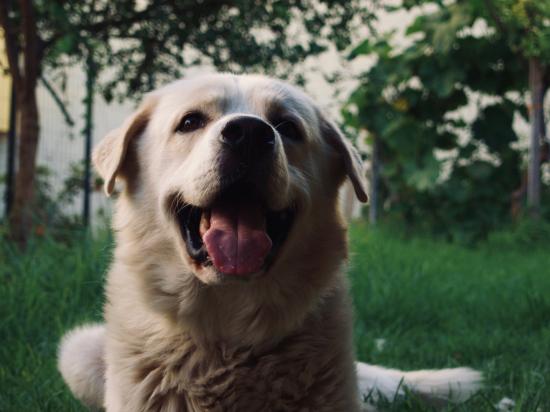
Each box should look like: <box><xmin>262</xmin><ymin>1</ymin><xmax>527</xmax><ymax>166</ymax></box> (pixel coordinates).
<box><xmin>220</xmin><ymin>116</ymin><xmax>275</xmax><ymax>156</ymax></box>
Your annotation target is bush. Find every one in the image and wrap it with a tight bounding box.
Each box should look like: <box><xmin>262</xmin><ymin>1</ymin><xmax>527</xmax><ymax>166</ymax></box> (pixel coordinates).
<box><xmin>487</xmin><ymin>217</ymin><xmax>550</xmax><ymax>250</ymax></box>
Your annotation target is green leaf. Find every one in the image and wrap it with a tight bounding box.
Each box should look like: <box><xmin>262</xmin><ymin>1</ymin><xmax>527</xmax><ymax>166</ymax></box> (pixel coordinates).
<box><xmin>466</xmin><ymin>161</ymin><xmax>494</xmax><ymax>180</ymax></box>
<box><xmin>348</xmin><ymin>39</ymin><xmax>372</xmax><ymax>59</ymax></box>
<box><xmin>471</xmin><ymin>105</ymin><xmax>517</xmax><ymax>153</ymax></box>
<box><xmin>405</xmin><ymin>153</ymin><xmax>440</xmax><ymax>192</ymax></box>
<box><xmin>56</xmin><ymin>34</ymin><xmax>78</xmax><ymax>55</ymax></box>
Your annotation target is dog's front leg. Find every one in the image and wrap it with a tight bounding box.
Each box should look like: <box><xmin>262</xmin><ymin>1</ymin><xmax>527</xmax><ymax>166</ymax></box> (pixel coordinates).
<box><xmin>104</xmin><ymin>364</ymin><xmax>125</xmax><ymax>412</ymax></box>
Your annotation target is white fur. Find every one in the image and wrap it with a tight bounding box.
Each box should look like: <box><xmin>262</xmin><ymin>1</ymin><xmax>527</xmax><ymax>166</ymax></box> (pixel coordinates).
<box><xmin>58</xmin><ymin>324</ymin><xmax>106</xmax><ymax>408</ymax></box>
<box><xmin>58</xmin><ymin>327</ymin><xmax>483</xmax><ymax>410</ymax></box>
<box><xmin>356</xmin><ymin>361</ymin><xmax>482</xmax><ymax>407</ymax></box>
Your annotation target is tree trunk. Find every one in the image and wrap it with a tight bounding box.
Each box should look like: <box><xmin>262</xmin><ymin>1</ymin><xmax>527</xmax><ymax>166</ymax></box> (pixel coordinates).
<box><xmin>1</xmin><ymin>0</ymin><xmax>42</xmax><ymax>245</ymax></box>
<box><xmin>511</xmin><ymin>84</ymin><xmax>547</xmax><ymax>218</ymax></box>
<box><xmin>9</xmin><ymin>85</ymin><xmax>40</xmax><ymax>244</ymax></box>
<box><xmin>527</xmin><ymin>57</ymin><xmax>544</xmax><ymax>218</ymax></box>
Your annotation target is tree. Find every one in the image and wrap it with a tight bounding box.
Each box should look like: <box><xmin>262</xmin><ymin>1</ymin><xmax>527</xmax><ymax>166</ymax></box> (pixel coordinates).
<box><xmin>482</xmin><ymin>0</ymin><xmax>550</xmax><ymax>217</ymax></box>
<box><xmin>345</xmin><ymin>0</ymin><xmax>546</xmax><ymax>240</ymax></box>
<box><xmin>0</xmin><ymin>0</ymin><xmax>375</xmax><ymax>245</ymax></box>
<box><xmin>0</xmin><ymin>0</ymin><xmax>41</xmax><ymax>244</ymax></box>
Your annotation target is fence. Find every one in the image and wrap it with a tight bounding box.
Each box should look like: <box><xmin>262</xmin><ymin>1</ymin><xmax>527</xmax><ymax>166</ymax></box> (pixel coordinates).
<box><xmin>0</xmin><ymin>65</ymin><xmax>134</xmax><ymax>227</ymax></box>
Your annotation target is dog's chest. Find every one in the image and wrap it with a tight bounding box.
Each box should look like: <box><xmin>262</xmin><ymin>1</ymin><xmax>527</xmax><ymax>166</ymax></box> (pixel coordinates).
<box><xmin>133</xmin><ymin>335</ymin><xmax>343</xmax><ymax>412</ymax></box>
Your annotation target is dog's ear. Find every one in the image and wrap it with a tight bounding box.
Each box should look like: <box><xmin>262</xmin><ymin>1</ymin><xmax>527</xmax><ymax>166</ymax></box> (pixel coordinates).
<box><xmin>93</xmin><ymin>96</ymin><xmax>157</xmax><ymax>196</ymax></box>
<box><xmin>321</xmin><ymin>116</ymin><xmax>368</xmax><ymax>203</ymax></box>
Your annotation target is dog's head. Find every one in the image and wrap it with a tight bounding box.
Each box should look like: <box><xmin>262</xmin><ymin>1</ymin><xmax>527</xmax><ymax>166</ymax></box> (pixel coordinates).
<box><xmin>94</xmin><ymin>74</ymin><xmax>366</xmax><ymax>324</ymax></box>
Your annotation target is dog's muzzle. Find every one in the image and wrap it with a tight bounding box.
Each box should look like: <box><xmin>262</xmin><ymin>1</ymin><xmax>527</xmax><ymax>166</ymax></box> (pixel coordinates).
<box><xmin>169</xmin><ymin>116</ymin><xmax>294</xmax><ymax>279</ymax></box>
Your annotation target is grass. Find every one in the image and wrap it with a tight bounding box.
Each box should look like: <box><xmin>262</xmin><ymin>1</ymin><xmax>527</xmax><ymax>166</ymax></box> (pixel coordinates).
<box><xmin>0</xmin><ymin>231</ymin><xmax>110</xmax><ymax>412</ymax></box>
<box><xmin>0</xmin><ymin>223</ymin><xmax>548</xmax><ymax>411</ymax></box>
<box><xmin>349</xmin><ymin>222</ymin><xmax>550</xmax><ymax>411</ymax></box>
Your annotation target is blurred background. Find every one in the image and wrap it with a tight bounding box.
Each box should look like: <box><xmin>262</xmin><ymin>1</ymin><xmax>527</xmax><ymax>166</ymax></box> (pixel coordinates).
<box><xmin>0</xmin><ymin>1</ymin><xmax>549</xmax><ymax>411</ymax></box>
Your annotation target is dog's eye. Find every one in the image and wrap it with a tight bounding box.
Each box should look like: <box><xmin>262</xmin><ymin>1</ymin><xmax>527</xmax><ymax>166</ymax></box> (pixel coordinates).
<box><xmin>275</xmin><ymin>119</ymin><xmax>302</xmax><ymax>142</ymax></box>
<box><xmin>176</xmin><ymin>112</ymin><xmax>207</xmax><ymax>133</ymax></box>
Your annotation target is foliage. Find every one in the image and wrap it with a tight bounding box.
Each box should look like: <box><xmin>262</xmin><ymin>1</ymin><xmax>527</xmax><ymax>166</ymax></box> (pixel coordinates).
<box><xmin>30</xmin><ymin>163</ymin><xmax>88</xmax><ymax>237</ymax></box>
<box><xmin>345</xmin><ymin>0</ymin><xmax>549</xmax><ymax>240</ymax></box>
<box><xmin>399</xmin><ymin>0</ymin><xmax>550</xmax><ymax>61</ymax></box>
<box><xmin>486</xmin><ymin>214</ymin><xmax>550</xmax><ymax>249</ymax></box>
<box><xmin>487</xmin><ymin>0</ymin><xmax>550</xmax><ymax>62</ymax></box>
<box><xmin>29</xmin><ymin>0</ymin><xmax>377</xmax><ymax>100</ymax></box>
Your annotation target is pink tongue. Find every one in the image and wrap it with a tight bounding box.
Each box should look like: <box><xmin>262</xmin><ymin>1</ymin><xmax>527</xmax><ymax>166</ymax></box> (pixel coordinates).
<box><xmin>202</xmin><ymin>200</ymin><xmax>272</xmax><ymax>275</ymax></box>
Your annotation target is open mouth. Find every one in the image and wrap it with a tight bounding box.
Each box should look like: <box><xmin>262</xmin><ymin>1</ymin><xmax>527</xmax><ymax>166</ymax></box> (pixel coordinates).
<box><xmin>172</xmin><ymin>190</ymin><xmax>294</xmax><ymax>277</ymax></box>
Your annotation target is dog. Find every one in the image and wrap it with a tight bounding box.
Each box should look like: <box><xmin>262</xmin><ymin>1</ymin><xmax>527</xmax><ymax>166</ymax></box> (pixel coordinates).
<box><xmin>58</xmin><ymin>73</ymin><xmax>481</xmax><ymax>411</ymax></box>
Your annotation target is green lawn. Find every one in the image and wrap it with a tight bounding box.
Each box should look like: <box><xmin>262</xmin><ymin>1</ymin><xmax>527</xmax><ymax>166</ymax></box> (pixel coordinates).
<box><xmin>0</xmin><ymin>224</ymin><xmax>549</xmax><ymax>411</ymax></box>
<box><xmin>349</xmin><ymin>223</ymin><xmax>550</xmax><ymax>411</ymax></box>
<box><xmin>0</xmin><ymin>232</ymin><xmax>109</xmax><ymax>412</ymax></box>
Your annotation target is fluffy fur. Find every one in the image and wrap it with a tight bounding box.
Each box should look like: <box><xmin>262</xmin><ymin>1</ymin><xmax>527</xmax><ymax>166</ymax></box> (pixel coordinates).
<box><xmin>58</xmin><ymin>324</ymin><xmax>106</xmax><ymax>407</ymax></box>
<box><xmin>58</xmin><ymin>73</ymin><xmax>481</xmax><ymax>411</ymax></box>
<box><xmin>356</xmin><ymin>363</ymin><xmax>482</xmax><ymax>409</ymax></box>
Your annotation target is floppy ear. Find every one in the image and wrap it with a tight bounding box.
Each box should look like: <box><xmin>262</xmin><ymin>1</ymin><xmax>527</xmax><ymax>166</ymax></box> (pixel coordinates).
<box><xmin>321</xmin><ymin>117</ymin><xmax>368</xmax><ymax>203</ymax></box>
<box><xmin>93</xmin><ymin>96</ymin><xmax>156</xmax><ymax>196</ymax></box>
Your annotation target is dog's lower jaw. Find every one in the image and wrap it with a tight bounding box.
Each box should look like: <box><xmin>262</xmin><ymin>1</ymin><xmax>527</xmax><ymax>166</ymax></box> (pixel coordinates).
<box><xmin>122</xmin><ymin>200</ymin><xmax>349</xmax><ymax>348</ymax></box>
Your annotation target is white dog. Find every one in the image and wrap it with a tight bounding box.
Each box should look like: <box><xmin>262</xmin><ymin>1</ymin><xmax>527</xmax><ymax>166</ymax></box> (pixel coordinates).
<box><xmin>59</xmin><ymin>73</ymin><xmax>481</xmax><ymax>411</ymax></box>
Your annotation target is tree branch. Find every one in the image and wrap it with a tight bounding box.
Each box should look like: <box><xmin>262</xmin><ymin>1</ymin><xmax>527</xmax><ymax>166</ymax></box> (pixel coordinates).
<box><xmin>77</xmin><ymin>7</ymin><xmax>154</xmax><ymax>36</ymax></box>
<box><xmin>482</xmin><ymin>0</ymin><xmax>508</xmax><ymax>35</ymax></box>
<box><xmin>40</xmin><ymin>75</ymin><xmax>75</xmax><ymax>127</ymax></box>
<box><xmin>0</xmin><ymin>0</ymin><xmax>22</xmax><ymax>86</ymax></box>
